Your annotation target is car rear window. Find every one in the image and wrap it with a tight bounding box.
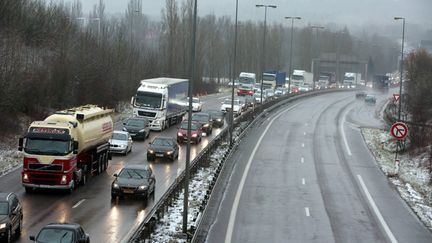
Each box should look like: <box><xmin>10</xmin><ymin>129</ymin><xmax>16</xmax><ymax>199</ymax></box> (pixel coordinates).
<box><xmin>36</xmin><ymin>228</ymin><xmax>74</xmax><ymax>243</ymax></box>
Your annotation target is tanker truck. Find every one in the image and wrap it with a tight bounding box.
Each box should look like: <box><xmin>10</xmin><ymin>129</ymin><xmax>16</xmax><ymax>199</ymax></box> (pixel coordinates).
<box><xmin>18</xmin><ymin>105</ymin><xmax>113</xmax><ymax>193</ymax></box>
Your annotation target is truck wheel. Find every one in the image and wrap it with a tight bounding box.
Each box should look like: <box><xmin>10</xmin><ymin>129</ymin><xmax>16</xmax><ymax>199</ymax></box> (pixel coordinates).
<box><xmin>67</xmin><ymin>181</ymin><xmax>75</xmax><ymax>194</ymax></box>
<box><xmin>24</xmin><ymin>187</ymin><xmax>33</xmax><ymax>193</ymax></box>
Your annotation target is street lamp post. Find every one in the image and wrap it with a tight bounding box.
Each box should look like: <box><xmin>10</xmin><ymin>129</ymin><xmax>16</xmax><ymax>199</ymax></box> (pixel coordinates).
<box><xmin>183</xmin><ymin>0</ymin><xmax>198</xmax><ymax>235</ymax></box>
<box><xmin>230</xmin><ymin>0</ymin><xmax>239</xmax><ymax>146</ymax></box>
<box><xmin>285</xmin><ymin>16</ymin><xmax>301</xmax><ymax>93</ymax></box>
<box><xmin>394</xmin><ymin>17</ymin><xmax>405</xmax><ymax>122</ymax></box>
<box><xmin>310</xmin><ymin>26</ymin><xmax>324</xmax><ymax>90</ymax></box>
<box><xmin>256</xmin><ymin>4</ymin><xmax>277</xmax><ymax>104</ymax></box>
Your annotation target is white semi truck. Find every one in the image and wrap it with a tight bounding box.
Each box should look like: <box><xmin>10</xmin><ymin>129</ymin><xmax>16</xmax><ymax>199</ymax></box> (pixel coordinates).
<box><xmin>291</xmin><ymin>70</ymin><xmax>314</xmax><ymax>88</ymax></box>
<box><xmin>131</xmin><ymin>78</ymin><xmax>188</xmax><ymax>131</ymax></box>
<box><xmin>343</xmin><ymin>72</ymin><xmax>362</xmax><ymax>88</ymax></box>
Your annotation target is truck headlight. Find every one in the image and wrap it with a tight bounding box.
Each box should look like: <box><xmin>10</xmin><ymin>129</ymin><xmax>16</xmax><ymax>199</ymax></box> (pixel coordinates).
<box><xmin>23</xmin><ymin>173</ymin><xmax>29</xmax><ymax>182</ymax></box>
<box><xmin>0</xmin><ymin>223</ymin><xmax>6</xmax><ymax>229</ymax></box>
<box><xmin>139</xmin><ymin>185</ymin><xmax>148</xmax><ymax>190</ymax></box>
<box><xmin>60</xmin><ymin>175</ymin><xmax>67</xmax><ymax>184</ymax></box>
<box><xmin>112</xmin><ymin>183</ymin><xmax>119</xmax><ymax>189</ymax></box>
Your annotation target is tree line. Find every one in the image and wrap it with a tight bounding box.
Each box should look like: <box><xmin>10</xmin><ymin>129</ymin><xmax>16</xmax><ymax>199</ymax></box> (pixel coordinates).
<box><xmin>0</xmin><ymin>0</ymin><xmax>400</xmax><ymax>133</ymax></box>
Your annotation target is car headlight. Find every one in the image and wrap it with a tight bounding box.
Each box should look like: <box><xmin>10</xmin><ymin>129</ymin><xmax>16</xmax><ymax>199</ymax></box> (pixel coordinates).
<box><xmin>139</xmin><ymin>185</ymin><xmax>148</xmax><ymax>190</ymax></box>
<box><xmin>216</xmin><ymin>118</ymin><xmax>222</xmax><ymax>122</ymax></box>
<box><xmin>139</xmin><ymin>129</ymin><xmax>145</xmax><ymax>133</ymax></box>
<box><xmin>0</xmin><ymin>223</ymin><xmax>6</xmax><ymax>229</ymax></box>
<box><xmin>192</xmin><ymin>133</ymin><xmax>198</xmax><ymax>137</ymax></box>
<box><xmin>166</xmin><ymin>151</ymin><xmax>173</xmax><ymax>155</ymax></box>
<box><xmin>148</xmin><ymin>149</ymin><xmax>154</xmax><ymax>154</ymax></box>
<box><xmin>203</xmin><ymin>124</ymin><xmax>209</xmax><ymax>127</ymax></box>
<box><xmin>112</xmin><ymin>183</ymin><xmax>119</xmax><ymax>189</ymax></box>
<box><xmin>177</xmin><ymin>132</ymin><xmax>183</xmax><ymax>136</ymax></box>
<box><xmin>122</xmin><ymin>127</ymin><xmax>127</xmax><ymax>131</ymax></box>
<box><xmin>119</xmin><ymin>144</ymin><xmax>126</xmax><ymax>148</ymax></box>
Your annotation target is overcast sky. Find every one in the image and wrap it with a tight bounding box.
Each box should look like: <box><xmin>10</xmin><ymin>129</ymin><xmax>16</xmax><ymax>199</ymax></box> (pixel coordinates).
<box><xmin>56</xmin><ymin>0</ymin><xmax>431</xmax><ymax>27</ymax></box>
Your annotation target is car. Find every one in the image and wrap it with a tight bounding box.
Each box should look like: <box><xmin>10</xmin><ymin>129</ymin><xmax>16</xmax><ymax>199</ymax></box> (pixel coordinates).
<box><xmin>275</xmin><ymin>87</ymin><xmax>287</xmax><ymax>96</ymax></box>
<box><xmin>253</xmin><ymin>92</ymin><xmax>266</xmax><ymax>104</ymax></box>
<box><xmin>220</xmin><ymin>99</ymin><xmax>242</xmax><ymax>116</ymax></box>
<box><xmin>298</xmin><ymin>85</ymin><xmax>310</xmax><ymax>92</ymax></box>
<box><xmin>207</xmin><ymin>110</ymin><xmax>225</xmax><ymax>127</ymax></box>
<box><xmin>109</xmin><ymin>130</ymin><xmax>133</xmax><ymax>155</ymax></box>
<box><xmin>264</xmin><ymin>89</ymin><xmax>275</xmax><ymax>100</ymax></box>
<box><xmin>290</xmin><ymin>86</ymin><xmax>300</xmax><ymax>93</ymax></box>
<box><xmin>111</xmin><ymin>164</ymin><xmax>156</xmax><ymax>201</ymax></box>
<box><xmin>183</xmin><ymin>97</ymin><xmax>203</xmax><ymax>112</ymax></box>
<box><xmin>177</xmin><ymin>121</ymin><xmax>202</xmax><ymax>144</ymax></box>
<box><xmin>356</xmin><ymin>91</ymin><xmax>367</xmax><ymax>99</ymax></box>
<box><xmin>29</xmin><ymin>222</ymin><xmax>89</xmax><ymax>243</ymax></box>
<box><xmin>147</xmin><ymin>136</ymin><xmax>179</xmax><ymax>162</ymax></box>
<box><xmin>191</xmin><ymin>112</ymin><xmax>213</xmax><ymax>135</ymax></box>
<box><xmin>0</xmin><ymin>192</ymin><xmax>23</xmax><ymax>243</ymax></box>
<box><xmin>238</xmin><ymin>98</ymin><xmax>247</xmax><ymax>111</ymax></box>
<box><xmin>365</xmin><ymin>94</ymin><xmax>377</xmax><ymax>105</ymax></box>
<box><xmin>123</xmin><ymin>117</ymin><xmax>150</xmax><ymax>140</ymax></box>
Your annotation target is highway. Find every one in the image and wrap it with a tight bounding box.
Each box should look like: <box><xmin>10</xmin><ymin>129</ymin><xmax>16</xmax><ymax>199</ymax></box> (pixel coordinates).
<box><xmin>0</xmin><ymin>92</ymin><xmax>231</xmax><ymax>242</ymax></box>
<box><xmin>203</xmin><ymin>90</ymin><xmax>432</xmax><ymax>243</ymax></box>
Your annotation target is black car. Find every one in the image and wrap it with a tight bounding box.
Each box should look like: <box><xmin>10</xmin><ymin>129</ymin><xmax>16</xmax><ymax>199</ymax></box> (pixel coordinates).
<box><xmin>111</xmin><ymin>164</ymin><xmax>156</xmax><ymax>201</ymax></box>
<box><xmin>356</xmin><ymin>91</ymin><xmax>367</xmax><ymax>99</ymax></box>
<box><xmin>0</xmin><ymin>192</ymin><xmax>23</xmax><ymax>243</ymax></box>
<box><xmin>30</xmin><ymin>223</ymin><xmax>89</xmax><ymax>243</ymax></box>
<box><xmin>191</xmin><ymin>112</ymin><xmax>213</xmax><ymax>135</ymax></box>
<box><xmin>207</xmin><ymin>110</ymin><xmax>225</xmax><ymax>127</ymax></box>
<box><xmin>123</xmin><ymin>117</ymin><xmax>150</xmax><ymax>140</ymax></box>
<box><xmin>147</xmin><ymin>137</ymin><xmax>179</xmax><ymax>162</ymax></box>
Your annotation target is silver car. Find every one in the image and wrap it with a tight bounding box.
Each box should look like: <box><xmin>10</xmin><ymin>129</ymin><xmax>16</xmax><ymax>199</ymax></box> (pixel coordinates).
<box><xmin>109</xmin><ymin>131</ymin><xmax>133</xmax><ymax>155</ymax></box>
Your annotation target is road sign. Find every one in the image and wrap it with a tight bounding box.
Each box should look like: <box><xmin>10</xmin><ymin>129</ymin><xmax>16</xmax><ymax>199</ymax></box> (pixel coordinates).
<box><xmin>390</xmin><ymin>122</ymin><xmax>408</xmax><ymax>140</ymax></box>
<box><xmin>393</xmin><ymin>93</ymin><xmax>400</xmax><ymax>102</ymax></box>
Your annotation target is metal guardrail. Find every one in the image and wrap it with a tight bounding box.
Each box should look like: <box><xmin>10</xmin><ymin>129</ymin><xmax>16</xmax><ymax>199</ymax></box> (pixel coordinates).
<box><xmin>127</xmin><ymin>88</ymin><xmax>353</xmax><ymax>242</ymax></box>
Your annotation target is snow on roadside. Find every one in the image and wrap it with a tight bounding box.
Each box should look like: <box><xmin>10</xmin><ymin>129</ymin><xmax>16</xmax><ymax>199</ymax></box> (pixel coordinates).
<box><xmin>149</xmin><ymin>143</ymin><xmax>229</xmax><ymax>242</ymax></box>
<box><xmin>0</xmin><ymin>150</ymin><xmax>22</xmax><ymax>177</ymax></box>
<box><xmin>362</xmin><ymin>128</ymin><xmax>432</xmax><ymax>230</ymax></box>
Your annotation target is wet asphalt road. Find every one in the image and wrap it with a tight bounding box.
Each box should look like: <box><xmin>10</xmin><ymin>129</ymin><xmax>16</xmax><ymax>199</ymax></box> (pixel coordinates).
<box><xmin>0</xmin><ymin>92</ymin><xmax>232</xmax><ymax>243</ymax></box>
<box><xmin>205</xmin><ymin>89</ymin><xmax>432</xmax><ymax>243</ymax></box>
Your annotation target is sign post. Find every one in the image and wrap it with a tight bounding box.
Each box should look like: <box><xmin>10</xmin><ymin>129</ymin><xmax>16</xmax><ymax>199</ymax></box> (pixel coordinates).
<box><xmin>390</xmin><ymin>122</ymin><xmax>409</xmax><ymax>172</ymax></box>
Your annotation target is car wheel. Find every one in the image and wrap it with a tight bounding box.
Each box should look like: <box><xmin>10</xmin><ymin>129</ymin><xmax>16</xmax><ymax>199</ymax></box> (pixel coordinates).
<box><xmin>6</xmin><ymin>227</ymin><xmax>11</xmax><ymax>243</ymax></box>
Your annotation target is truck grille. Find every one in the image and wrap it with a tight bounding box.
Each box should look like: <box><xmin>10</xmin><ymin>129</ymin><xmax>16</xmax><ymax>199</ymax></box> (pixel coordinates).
<box><xmin>28</xmin><ymin>164</ymin><xmax>63</xmax><ymax>171</ymax></box>
<box><xmin>138</xmin><ymin>111</ymin><xmax>156</xmax><ymax>117</ymax></box>
<box><xmin>31</xmin><ymin>174</ymin><xmax>61</xmax><ymax>179</ymax></box>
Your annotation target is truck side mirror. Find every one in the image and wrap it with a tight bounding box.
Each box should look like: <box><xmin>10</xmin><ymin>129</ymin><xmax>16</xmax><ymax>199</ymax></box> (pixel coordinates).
<box><xmin>130</xmin><ymin>96</ymin><xmax>135</xmax><ymax>105</ymax></box>
<box><xmin>18</xmin><ymin>138</ymin><xmax>24</xmax><ymax>151</ymax></box>
<box><xmin>73</xmin><ymin>141</ymin><xmax>79</xmax><ymax>154</ymax></box>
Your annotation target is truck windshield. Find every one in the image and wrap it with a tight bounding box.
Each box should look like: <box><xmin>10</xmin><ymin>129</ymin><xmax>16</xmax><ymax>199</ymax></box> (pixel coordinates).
<box><xmin>239</xmin><ymin>77</ymin><xmax>255</xmax><ymax>85</ymax></box>
<box><xmin>24</xmin><ymin>138</ymin><xmax>70</xmax><ymax>156</ymax></box>
<box><xmin>263</xmin><ymin>74</ymin><xmax>275</xmax><ymax>81</ymax></box>
<box><xmin>292</xmin><ymin>75</ymin><xmax>303</xmax><ymax>81</ymax></box>
<box><xmin>135</xmin><ymin>91</ymin><xmax>162</xmax><ymax>109</ymax></box>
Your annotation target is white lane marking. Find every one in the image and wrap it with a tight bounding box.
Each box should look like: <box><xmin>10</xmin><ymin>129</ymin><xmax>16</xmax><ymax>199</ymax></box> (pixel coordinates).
<box><xmin>72</xmin><ymin>199</ymin><xmax>86</xmax><ymax>209</ymax></box>
<box><xmin>302</xmin><ymin>178</ymin><xmax>305</xmax><ymax>185</ymax></box>
<box><xmin>305</xmin><ymin>207</ymin><xmax>310</xmax><ymax>217</ymax></box>
<box><xmin>340</xmin><ymin>107</ymin><xmax>353</xmax><ymax>156</ymax></box>
<box><xmin>218</xmin><ymin>95</ymin><xmax>231</xmax><ymax>100</ymax></box>
<box><xmin>304</xmin><ymin>132</ymin><xmax>306</xmax><ymax>136</ymax></box>
<box><xmin>357</xmin><ymin>175</ymin><xmax>398</xmax><ymax>243</ymax></box>
<box><xmin>224</xmin><ymin>103</ymin><xmax>300</xmax><ymax>243</ymax></box>
<box><xmin>302</xmin><ymin>143</ymin><xmax>305</xmax><ymax>147</ymax></box>
<box><xmin>305</xmin><ymin>123</ymin><xmax>308</xmax><ymax>126</ymax></box>
<box><xmin>301</xmin><ymin>157</ymin><xmax>304</xmax><ymax>163</ymax></box>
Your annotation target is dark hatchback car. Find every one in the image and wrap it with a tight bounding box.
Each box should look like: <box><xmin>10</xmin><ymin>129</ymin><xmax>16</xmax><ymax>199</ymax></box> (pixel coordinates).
<box><xmin>191</xmin><ymin>112</ymin><xmax>213</xmax><ymax>135</ymax></box>
<box><xmin>111</xmin><ymin>164</ymin><xmax>156</xmax><ymax>201</ymax></box>
<box><xmin>147</xmin><ymin>137</ymin><xmax>179</xmax><ymax>162</ymax></box>
<box><xmin>207</xmin><ymin>110</ymin><xmax>225</xmax><ymax>127</ymax></box>
<box><xmin>356</xmin><ymin>91</ymin><xmax>367</xmax><ymax>99</ymax></box>
<box><xmin>0</xmin><ymin>192</ymin><xmax>23</xmax><ymax>243</ymax></box>
<box><xmin>30</xmin><ymin>223</ymin><xmax>89</xmax><ymax>243</ymax></box>
<box><xmin>177</xmin><ymin>121</ymin><xmax>202</xmax><ymax>144</ymax></box>
<box><xmin>123</xmin><ymin>117</ymin><xmax>150</xmax><ymax>140</ymax></box>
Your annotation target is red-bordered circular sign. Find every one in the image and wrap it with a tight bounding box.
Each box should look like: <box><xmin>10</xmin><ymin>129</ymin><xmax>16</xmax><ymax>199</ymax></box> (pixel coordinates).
<box><xmin>390</xmin><ymin>122</ymin><xmax>408</xmax><ymax>140</ymax></box>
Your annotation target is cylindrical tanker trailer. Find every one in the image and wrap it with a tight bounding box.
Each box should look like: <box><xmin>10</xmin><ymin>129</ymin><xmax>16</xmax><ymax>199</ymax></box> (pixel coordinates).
<box><xmin>18</xmin><ymin>105</ymin><xmax>113</xmax><ymax>193</ymax></box>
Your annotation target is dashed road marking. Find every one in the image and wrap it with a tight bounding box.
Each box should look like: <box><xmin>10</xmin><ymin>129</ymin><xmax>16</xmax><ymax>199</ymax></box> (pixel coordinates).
<box><xmin>72</xmin><ymin>199</ymin><xmax>86</xmax><ymax>209</ymax></box>
<box><xmin>302</xmin><ymin>178</ymin><xmax>305</xmax><ymax>185</ymax></box>
<box><xmin>301</xmin><ymin>157</ymin><xmax>304</xmax><ymax>163</ymax></box>
<box><xmin>305</xmin><ymin>207</ymin><xmax>310</xmax><ymax>217</ymax></box>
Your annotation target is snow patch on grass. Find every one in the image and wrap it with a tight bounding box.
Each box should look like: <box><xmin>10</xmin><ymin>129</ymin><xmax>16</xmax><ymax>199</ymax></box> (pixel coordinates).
<box><xmin>0</xmin><ymin>150</ymin><xmax>23</xmax><ymax>177</ymax></box>
<box><xmin>362</xmin><ymin>128</ymin><xmax>432</xmax><ymax>230</ymax></box>
<box><xmin>149</xmin><ymin>143</ymin><xmax>229</xmax><ymax>242</ymax></box>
